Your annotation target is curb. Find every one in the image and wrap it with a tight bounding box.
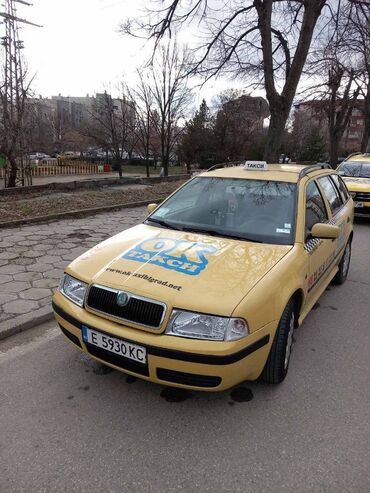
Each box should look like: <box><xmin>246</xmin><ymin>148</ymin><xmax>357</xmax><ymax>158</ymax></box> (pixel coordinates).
<box><xmin>0</xmin><ymin>197</ymin><xmax>166</xmax><ymax>229</ymax></box>
<box><xmin>0</xmin><ymin>306</ymin><xmax>54</xmax><ymax>341</ymax></box>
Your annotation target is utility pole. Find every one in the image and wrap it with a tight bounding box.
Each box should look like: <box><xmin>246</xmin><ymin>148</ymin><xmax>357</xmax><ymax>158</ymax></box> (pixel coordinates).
<box><xmin>0</xmin><ymin>0</ymin><xmax>41</xmax><ymax>187</ymax></box>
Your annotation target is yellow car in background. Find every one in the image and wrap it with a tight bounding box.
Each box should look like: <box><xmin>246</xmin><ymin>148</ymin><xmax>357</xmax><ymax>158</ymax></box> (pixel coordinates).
<box><xmin>53</xmin><ymin>162</ymin><xmax>354</xmax><ymax>391</ymax></box>
<box><xmin>337</xmin><ymin>153</ymin><xmax>370</xmax><ymax>216</ymax></box>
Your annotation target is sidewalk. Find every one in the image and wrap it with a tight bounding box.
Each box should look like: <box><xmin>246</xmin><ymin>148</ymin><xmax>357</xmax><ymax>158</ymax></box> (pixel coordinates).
<box><xmin>0</xmin><ymin>206</ymin><xmax>148</xmax><ymax>339</ymax></box>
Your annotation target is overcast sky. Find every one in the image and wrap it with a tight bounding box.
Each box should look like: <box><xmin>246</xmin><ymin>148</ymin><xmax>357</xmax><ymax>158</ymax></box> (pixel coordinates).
<box><xmin>7</xmin><ymin>0</ymin><xmax>241</xmax><ymax>106</ymax></box>
<box><xmin>16</xmin><ymin>0</ymin><xmax>149</xmax><ymax>96</ymax></box>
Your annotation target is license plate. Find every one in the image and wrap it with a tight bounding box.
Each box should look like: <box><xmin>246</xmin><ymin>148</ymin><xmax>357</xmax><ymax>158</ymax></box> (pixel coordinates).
<box><xmin>355</xmin><ymin>202</ymin><xmax>364</xmax><ymax>208</ymax></box>
<box><xmin>82</xmin><ymin>325</ymin><xmax>147</xmax><ymax>364</ymax></box>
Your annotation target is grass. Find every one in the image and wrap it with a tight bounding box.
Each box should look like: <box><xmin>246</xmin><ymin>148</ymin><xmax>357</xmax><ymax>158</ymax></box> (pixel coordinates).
<box><xmin>0</xmin><ymin>179</ymin><xmax>188</xmax><ymax>223</ymax></box>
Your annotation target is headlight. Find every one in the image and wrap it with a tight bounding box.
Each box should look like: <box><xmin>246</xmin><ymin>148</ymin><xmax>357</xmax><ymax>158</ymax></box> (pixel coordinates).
<box><xmin>165</xmin><ymin>310</ymin><xmax>248</xmax><ymax>341</ymax></box>
<box><xmin>60</xmin><ymin>274</ymin><xmax>87</xmax><ymax>307</ymax></box>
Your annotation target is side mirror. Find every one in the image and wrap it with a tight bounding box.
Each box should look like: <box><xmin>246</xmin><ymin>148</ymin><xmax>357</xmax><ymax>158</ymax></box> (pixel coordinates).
<box><xmin>147</xmin><ymin>203</ymin><xmax>158</xmax><ymax>214</ymax></box>
<box><xmin>311</xmin><ymin>223</ymin><xmax>340</xmax><ymax>240</ymax></box>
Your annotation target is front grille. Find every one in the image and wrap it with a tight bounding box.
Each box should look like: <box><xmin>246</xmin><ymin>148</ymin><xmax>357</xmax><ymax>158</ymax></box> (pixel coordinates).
<box><xmin>86</xmin><ymin>285</ymin><xmax>165</xmax><ymax>328</ymax></box>
<box><xmin>355</xmin><ymin>192</ymin><xmax>370</xmax><ymax>201</ymax></box>
<box><xmin>86</xmin><ymin>343</ymin><xmax>149</xmax><ymax>376</ymax></box>
<box><xmin>355</xmin><ymin>206</ymin><xmax>370</xmax><ymax>215</ymax></box>
<box><xmin>157</xmin><ymin>368</ymin><xmax>222</xmax><ymax>388</ymax></box>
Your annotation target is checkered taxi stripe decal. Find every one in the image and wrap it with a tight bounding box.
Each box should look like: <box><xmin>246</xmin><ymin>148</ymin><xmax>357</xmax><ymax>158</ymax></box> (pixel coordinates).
<box><xmin>304</xmin><ymin>238</ymin><xmax>321</xmax><ymax>253</ymax></box>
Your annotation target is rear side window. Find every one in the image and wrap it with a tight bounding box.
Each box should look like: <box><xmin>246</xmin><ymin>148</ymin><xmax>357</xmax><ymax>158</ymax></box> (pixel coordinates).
<box><xmin>305</xmin><ymin>181</ymin><xmax>328</xmax><ymax>238</ymax></box>
<box><xmin>331</xmin><ymin>174</ymin><xmax>349</xmax><ymax>202</ymax></box>
<box><xmin>318</xmin><ymin>176</ymin><xmax>343</xmax><ymax>215</ymax></box>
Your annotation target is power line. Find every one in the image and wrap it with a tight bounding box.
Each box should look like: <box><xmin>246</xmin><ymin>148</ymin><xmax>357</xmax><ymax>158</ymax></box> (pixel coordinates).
<box><xmin>1</xmin><ymin>0</ymin><xmax>41</xmax><ymax>187</ymax></box>
<box><xmin>0</xmin><ymin>12</ymin><xmax>43</xmax><ymax>28</ymax></box>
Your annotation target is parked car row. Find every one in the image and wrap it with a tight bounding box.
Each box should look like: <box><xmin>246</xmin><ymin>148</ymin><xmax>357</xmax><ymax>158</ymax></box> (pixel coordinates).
<box><xmin>29</xmin><ymin>152</ymin><xmax>52</xmax><ymax>160</ymax></box>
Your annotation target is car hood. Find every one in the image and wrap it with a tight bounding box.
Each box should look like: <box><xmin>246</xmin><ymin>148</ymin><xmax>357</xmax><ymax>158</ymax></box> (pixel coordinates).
<box><xmin>342</xmin><ymin>176</ymin><xmax>370</xmax><ymax>192</ymax></box>
<box><xmin>67</xmin><ymin>224</ymin><xmax>292</xmax><ymax>316</ymax></box>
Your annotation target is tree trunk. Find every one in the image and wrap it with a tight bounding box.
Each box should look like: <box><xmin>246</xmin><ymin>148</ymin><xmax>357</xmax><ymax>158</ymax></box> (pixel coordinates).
<box><xmin>263</xmin><ymin>111</ymin><xmax>287</xmax><ymax>163</ymax></box>
<box><xmin>162</xmin><ymin>156</ymin><xmax>169</xmax><ymax>177</ymax></box>
<box><xmin>145</xmin><ymin>158</ymin><xmax>150</xmax><ymax>178</ymax></box>
<box><xmin>115</xmin><ymin>158</ymin><xmax>122</xmax><ymax>177</ymax></box>
<box><xmin>7</xmin><ymin>156</ymin><xmax>17</xmax><ymax>188</ymax></box>
<box><xmin>360</xmin><ymin>117</ymin><xmax>370</xmax><ymax>153</ymax></box>
<box><xmin>329</xmin><ymin>136</ymin><xmax>340</xmax><ymax>168</ymax></box>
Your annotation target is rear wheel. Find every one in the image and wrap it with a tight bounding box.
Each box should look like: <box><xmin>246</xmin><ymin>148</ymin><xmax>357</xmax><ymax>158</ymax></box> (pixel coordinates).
<box><xmin>261</xmin><ymin>299</ymin><xmax>296</xmax><ymax>384</ymax></box>
<box><xmin>333</xmin><ymin>240</ymin><xmax>351</xmax><ymax>285</ymax></box>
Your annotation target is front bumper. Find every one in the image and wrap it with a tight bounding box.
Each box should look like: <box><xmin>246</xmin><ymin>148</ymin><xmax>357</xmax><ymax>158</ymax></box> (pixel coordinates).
<box><xmin>354</xmin><ymin>201</ymin><xmax>370</xmax><ymax>216</ymax></box>
<box><xmin>52</xmin><ymin>292</ymin><xmax>275</xmax><ymax>392</ymax></box>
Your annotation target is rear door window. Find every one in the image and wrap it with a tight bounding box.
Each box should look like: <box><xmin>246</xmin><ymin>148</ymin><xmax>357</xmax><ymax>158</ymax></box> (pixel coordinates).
<box><xmin>318</xmin><ymin>176</ymin><xmax>343</xmax><ymax>216</ymax></box>
<box><xmin>331</xmin><ymin>174</ymin><xmax>349</xmax><ymax>202</ymax></box>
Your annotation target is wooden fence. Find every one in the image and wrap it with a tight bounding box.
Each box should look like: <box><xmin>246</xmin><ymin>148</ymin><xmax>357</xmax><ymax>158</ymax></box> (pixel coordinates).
<box><xmin>0</xmin><ymin>160</ymin><xmax>110</xmax><ymax>179</ymax></box>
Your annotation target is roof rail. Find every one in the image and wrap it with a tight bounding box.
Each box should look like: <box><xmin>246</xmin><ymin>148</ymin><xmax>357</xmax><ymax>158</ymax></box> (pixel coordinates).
<box><xmin>346</xmin><ymin>152</ymin><xmax>362</xmax><ymax>160</ymax></box>
<box><xmin>206</xmin><ymin>161</ymin><xmax>242</xmax><ymax>172</ymax></box>
<box><xmin>298</xmin><ymin>162</ymin><xmax>332</xmax><ymax>179</ymax></box>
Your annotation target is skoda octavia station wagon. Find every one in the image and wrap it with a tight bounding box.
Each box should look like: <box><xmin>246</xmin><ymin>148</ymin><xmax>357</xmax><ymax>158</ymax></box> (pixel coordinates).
<box><xmin>53</xmin><ymin>162</ymin><xmax>354</xmax><ymax>391</ymax></box>
<box><xmin>337</xmin><ymin>153</ymin><xmax>370</xmax><ymax>216</ymax></box>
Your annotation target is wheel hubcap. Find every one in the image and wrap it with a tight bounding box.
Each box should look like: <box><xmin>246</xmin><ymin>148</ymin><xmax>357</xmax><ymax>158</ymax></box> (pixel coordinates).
<box><xmin>284</xmin><ymin>313</ymin><xmax>295</xmax><ymax>370</ymax></box>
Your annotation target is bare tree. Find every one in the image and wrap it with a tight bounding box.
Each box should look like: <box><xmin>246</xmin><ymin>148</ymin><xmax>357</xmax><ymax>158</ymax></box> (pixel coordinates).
<box><xmin>302</xmin><ymin>1</ymin><xmax>363</xmax><ymax>165</ymax></box>
<box><xmin>126</xmin><ymin>71</ymin><xmax>156</xmax><ymax>177</ymax></box>
<box><xmin>148</xmin><ymin>39</ymin><xmax>193</xmax><ymax>176</ymax></box>
<box><xmin>346</xmin><ymin>1</ymin><xmax>370</xmax><ymax>152</ymax></box>
<box><xmin>0</xmin><ymin>45</ymin><xmax>32</xmax><ymax>187</ymax></box>
<box><xmin>85</xmin><ymin>91</ymin><xmax>136</xmax><ymax>176</ymax></box>
<box><xmin>22</xmin><ymin>98</ymin><xmax>54</xmax><ymax>154</ymax></box>
<box><xmin>0</xmin><ymin>73</ymin><xmax>33</xmax><ymax>187</ymax></box>
<box><xmin>326</xmin><ymin>64</ymin><xmax>361</xmax><ymax>166</ymax></box>
<box><xmin>123</xmin><ymin>0</ymin><xmax>331</xmax><ymax>162</ymax></box>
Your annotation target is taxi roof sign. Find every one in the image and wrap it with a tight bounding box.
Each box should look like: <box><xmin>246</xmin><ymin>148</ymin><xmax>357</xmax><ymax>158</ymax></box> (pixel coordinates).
<box><xmin>244</xmin><ymin>160</ymin><xmax>268</xmax><ymax>170</ymax></box>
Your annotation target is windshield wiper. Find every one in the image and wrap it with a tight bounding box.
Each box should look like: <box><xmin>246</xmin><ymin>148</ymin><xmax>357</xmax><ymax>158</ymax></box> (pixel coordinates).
<box><xmin>147</xmin><ymin>219</ymin><xmax>262</xmax><ymax>242</ymax></box>
<box><xmin>146</xmin><ymin>217</ymin><xmax>183</xmax><ymax>231</ymax></box>
<box><xmin>181</xmin><ymin>226</ymin><xmax>262</xmax><ymax>243</ymax></box>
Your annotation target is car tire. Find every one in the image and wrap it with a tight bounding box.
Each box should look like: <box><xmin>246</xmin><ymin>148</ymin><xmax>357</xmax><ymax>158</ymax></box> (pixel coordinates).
<box><xmin>333</xmin><ymin>240</ymin><xmax>351</xmax><ymax>285</ymax></box>
<box><xmin>261</xmin><ymin>299</ymin><xmax>296</xmax><ymax>384</ymax></box>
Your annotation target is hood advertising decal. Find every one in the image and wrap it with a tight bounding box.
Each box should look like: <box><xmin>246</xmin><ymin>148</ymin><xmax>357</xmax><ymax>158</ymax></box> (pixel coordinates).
<box><xmin>122</xmin><ymin>238</ymin><xmax>217</xmax><ymax>276</ymax></box>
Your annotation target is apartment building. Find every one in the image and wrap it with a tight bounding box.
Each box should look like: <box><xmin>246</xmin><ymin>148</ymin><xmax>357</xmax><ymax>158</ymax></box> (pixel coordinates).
<box><xmin>294</xmin><ymin>100</ymin><xmax>368</xmax><ymax>152</ymax></box>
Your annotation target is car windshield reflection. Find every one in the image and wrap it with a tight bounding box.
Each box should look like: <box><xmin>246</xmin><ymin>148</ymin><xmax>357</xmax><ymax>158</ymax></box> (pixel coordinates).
<box><xmin>337</xmin><ymin>161</ymin><xmax>370</xmax><ymax>179</ymax></box>
<box><xmin>146</xmin><ymin>177</ymin><xmax>297</xmax><ymax>245</ymax></box>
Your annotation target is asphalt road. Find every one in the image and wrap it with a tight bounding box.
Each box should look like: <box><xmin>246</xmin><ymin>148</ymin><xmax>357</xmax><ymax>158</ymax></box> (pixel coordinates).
<box><xmin>1</xmin><ymin>219</ymin><xmax>370</xmax><ymax>493</ymax></box>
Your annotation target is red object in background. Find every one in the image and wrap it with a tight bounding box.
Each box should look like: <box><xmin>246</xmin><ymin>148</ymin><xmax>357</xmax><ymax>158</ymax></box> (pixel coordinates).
<box><xmin>103</xmin><ymin>164</ymin><xmax>111</xmax><ymax>172</ymax></box>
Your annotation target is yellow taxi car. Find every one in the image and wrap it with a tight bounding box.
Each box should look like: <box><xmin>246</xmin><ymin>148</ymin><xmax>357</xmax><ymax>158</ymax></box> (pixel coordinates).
<box><xmin>52</xmin><ymin>162</ymin><xmax>354</xmax><ymax>391</ymax></box>
<box><xmin>337</xmin><ymin>153</ymin><xmax>370</xmax><ymax>216</ymax></box>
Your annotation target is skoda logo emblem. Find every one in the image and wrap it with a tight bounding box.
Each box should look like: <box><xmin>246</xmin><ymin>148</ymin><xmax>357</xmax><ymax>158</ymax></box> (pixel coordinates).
<box><xmin>117</xmin><ymin>291</ymin><xmax>129</xmax><ymax>307</ymax></box>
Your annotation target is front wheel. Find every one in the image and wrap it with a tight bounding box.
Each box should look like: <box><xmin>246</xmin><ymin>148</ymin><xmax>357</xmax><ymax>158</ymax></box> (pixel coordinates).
<box><xmin>261</xmin><ymin>299</ymin><xmax>296</xmax><ymax>384</ymax></box>
<box><xmin>333</xmin><ymin>240</ymin><xmax>351</xmax><ymax>285</ymax></box>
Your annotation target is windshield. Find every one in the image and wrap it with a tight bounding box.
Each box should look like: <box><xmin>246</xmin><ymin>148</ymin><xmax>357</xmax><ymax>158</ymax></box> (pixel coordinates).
<box><xmin>337</xmin><ymin>161</ymin><xmax>370</xmax><ymax>179</ymax></box>
<box><xmin>146</xmin><ymin>177</ymin><xmax>297</xmax><ymax>245</ymax></box>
